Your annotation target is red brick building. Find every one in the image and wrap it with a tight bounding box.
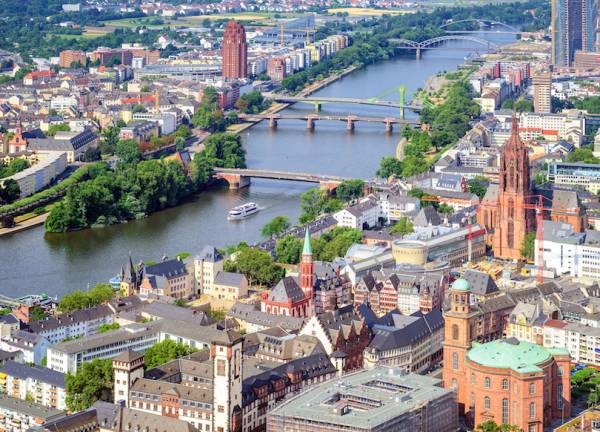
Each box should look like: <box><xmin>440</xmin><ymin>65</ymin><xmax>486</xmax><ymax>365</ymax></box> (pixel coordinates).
<box><xmin>478</xmin><ymin>115</ymin><xmax>535</xmax><ymax>260</ymax></box>
<box><xmin>443</xmin><ymin>279</ymin><xmax>571</xmax><ymax>431</ymax></box>
<box><xmin>267</xmin><ymin>57</ymin><xmax>286</xmax><ymax>81</ymax></box>
<box><xmin>261</xmin><ymin>229</ymin><xmax>314</xmax><ymax>317</ymax></box>
<box><xmin>222</xmin><ymin>21</ymin><xmax>248</xmax><ymax>79</ymax></box>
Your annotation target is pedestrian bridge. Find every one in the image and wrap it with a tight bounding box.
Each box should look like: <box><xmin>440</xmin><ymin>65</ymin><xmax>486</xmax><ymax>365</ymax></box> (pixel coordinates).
<box><xmin>266</xmin><ymin>94</ymin><xmax>422</xmax><ymax>111</ymax></box>
<box><xmin>213</xmin><ymin>168</ymin><xmax>351</xmax><ymax>190</ymax></box>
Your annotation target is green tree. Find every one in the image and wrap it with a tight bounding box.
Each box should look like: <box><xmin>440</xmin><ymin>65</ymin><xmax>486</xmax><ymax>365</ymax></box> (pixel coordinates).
<box><xmin>100</xmin><ymin>126</ymin><xmax>121</xmax><ymax>155</ymax></box>
<box><xmin>474</xmin><ymin>420</ymin><xmax>520</xmax><ymax>432</ymax></box>
<box><xmin>82</xmin><ymin>147</ymin><xmax>101</xmax><ymax>162</ymax></box>
<box><xmin>336</xmin><ymin>179</ymin><xmax>365</xmax><ymax>202</ymax></box>
<box><xmin>58</xmin><ymin>283</ymin><xmax>115</xmax><ymax>312</ymax></box>
<box><xmin>261</xmin><ymin>216</ymin><xmax>291</xmax><ymax>238</ymax></box>
<box><xmin>144</xmin><ymin>339</ymin><xmax>196</xmax><ymax>369</ymax></box>
<box><xmin>437</xmin><ymin>203</ymin><xmax>454</xmax><ymax>215</ymax></box>
<box><xmin>275</xmin><ymin>235</ymin><xmax>303</xmax><ymax>264</ymax></box>
<box><xmin>377</xmin><ymin>156</ymin><xmax>403</xmax><ymax>178</ymax></box>
<box><xmin>47</xmin><ymin>123</ymin><xmax>71</xmax><ymax>136</ymax></box>
<box><xmin>65</xmin><ymin>358</ymin><xmax>113</xmax><ymax>411</ymax></box>
<box><xmin>299</xmin><ymin>188</ymin><xmax>342</xmax><ymax>223</ymax></box>
<box><xmin>520</xmin><ymin>232</ymin><xmax>536</xmax><ymax>261</ymax></box>
<box><xmin>98</xmin><ymin>322</ymin><xmax>120</xmax><ymax>333</ymax></box>
<box><xmin>567</xmin><ymin>147</ymin><xmax>600</xmax><ymax>164</ymax></box>
<box><xmin>224</xmin><ymin>247</ymin><xmax>285</xmax><ymax>286</ymax></box>
<box><xmin>0</xmin><ymin>179</ymin><xmax>21</xmax><ymax>204</ymax></box>
<box><xmin>389</xmin><ymin>217</ymin><xmax>414</xmax><ymax>235</ymax></box>
<box><xmin>116</xmin><ymin>139</ymin><xmax>142</xmax><ymax>164</ymax></box>
<box><xmin>29</xmin><ymin>306</ymin><xmax>47</xmax><ymax>322</ymax></box>
<box><xmin>312</xmin><ymin>227</ymin><xmax>363</xmax><ymax>261</ymax></box>
<box><xmin>468</xmin><ymin>176</ymin><xmax>489</xmax><ymax>199</ymax></box>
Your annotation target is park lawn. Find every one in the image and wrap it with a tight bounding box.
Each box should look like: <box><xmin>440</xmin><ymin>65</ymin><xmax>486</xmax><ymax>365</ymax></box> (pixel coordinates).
<box><xmin>103</xmin><ymin>12</ymin><xmax>299</xmax><ymax>30</ymax></box>
<box><xmin>327</xmin><ymin>7</ymin><xmax>412</xmax><ymax>16</ymax></box>
<box><xmin>51</xmin><ymin>27</ymin><xmax>110</xmax><ymax>41</ymax></box>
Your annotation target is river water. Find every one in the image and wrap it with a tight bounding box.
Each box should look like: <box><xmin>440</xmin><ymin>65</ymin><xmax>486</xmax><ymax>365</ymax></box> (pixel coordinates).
<box><xmin>0</xmin><ymin>32</ymin><xmax>516</xmax><ymax>297</ymax></box>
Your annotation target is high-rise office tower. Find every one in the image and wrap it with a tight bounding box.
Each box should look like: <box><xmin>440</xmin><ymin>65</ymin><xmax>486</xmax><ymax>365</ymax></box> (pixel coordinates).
<box><xmin>222</xmin><ymin>21</ymin><xmax>248</xmax><ymax>79</ymax></box>
<box><xmin>532</xmin><ymin>71</ymin><xmax>552</xmax><ymax>113</ymax></box>
<box><xmin>552</xmin><ymin>0</ymin><xmax>597</xmax><ymax>66</ymax></box>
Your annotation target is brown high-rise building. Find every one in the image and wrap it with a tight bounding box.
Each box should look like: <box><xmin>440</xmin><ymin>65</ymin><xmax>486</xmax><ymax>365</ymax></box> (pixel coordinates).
<box><xmin>222</xmin><ymin>21</ymin><xmax>248</xmax><ymax>79</ymax></box>
<box><xmin>59</xmin><ymin>50</ymin><xmax>87</xmax><ymax>68</ymax></box>
<box><xmin>478</xmin><ymin>116</ymin><xmax>535</xmax><ymax>260</ymax></box>
<box><xmin>532</xmin><ymin>72</ymin><xmax>552</xmax><ymax>113</ymax></box>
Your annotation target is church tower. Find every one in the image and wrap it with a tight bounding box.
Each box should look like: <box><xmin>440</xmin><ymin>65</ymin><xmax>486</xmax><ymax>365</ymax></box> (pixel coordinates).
<box><xmin>443</xmin><ymin>278</ymin><xmax>479</xmax><ymax>420</ymax></box>
<box><xmin>299</xmin><ymin>228</ymin><xmax>314</xmax><ymax>299</ymax></box>
<box><xmin>479</xmin><ymin>115</ymin><xmax>535</xmax><ymax>260</ymax></box>
<box><xmin>112</xmin><ymin>350</ymin><xmax>144</xmax><ymax>407</ymax></box>
<box><xmin>212</xmin><ymin>330</ymin><xmax>243</xmax><ymax>432</ymax></box>
<box><xmin>120</xmin><ymin>255</ymin><xmax>139</xmax><ymax>296</ymax></box>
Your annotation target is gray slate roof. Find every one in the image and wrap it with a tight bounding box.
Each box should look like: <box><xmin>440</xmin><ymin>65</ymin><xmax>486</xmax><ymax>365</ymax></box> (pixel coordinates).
<box><xmin>463</xmin><ymin>269</ymin><xmax>499</xmax><ymax>296</ymax></box>
<box><xmin>0</xmin><ymin>360</ymin><xmax>65</xmax><ymax>387</ymax></box>
<box><xmin>268</xmin><ymin>277</ymin><xmax>305</xmax><ymax>303</ymax></box>
<box><xmin>214</xmin><ymin>271</ymin><xmax>246</xmax><ymax>287</ymax></box>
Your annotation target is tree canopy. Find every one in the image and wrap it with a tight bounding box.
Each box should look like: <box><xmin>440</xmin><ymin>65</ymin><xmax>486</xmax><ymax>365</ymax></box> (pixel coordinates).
<box><xmin>390</xmin><ymin>217</ymin><xmax>414</xmax><ymax>235</ymax></box>
<box><xmin>66</xmin><ymin>358</ymin><xmax>113</xmax><ymax>412</ymax></box>
<box><xmin>336</xmin><ymin>179</ymin><xmax>365</xmax><ymax>202</ymax></box>
<box><xmin>520</xmin><ymin>231</ymin><xmax>536</xmax><ymax>262</ymax></box>
<box><xmin>224</xmin><ymin>247</ymin><xmax>285</xmax><ymax>287</ymax></box>
<box><xmin>299</xmin><ymin>188</ymin><xmax>343</xmax><ymax>223</ymax></box>
<box><xmin>275</xmin><ymin>235</ymin><xmax>303</xmax><ymax>264</ymax></box>
<box><xmin>144</xmin><ymin>339</ymin><xmax>197</xmax><ymax>370</ymax></box>
<box><xmin>261</xmin><ymin>216</ymin><xmax>291</xmax><ymax>238</ymax></box>
<box><xmin>58</xmin><ymin>283</ymin><xmax>116</xmax><ymax>313</ymax></box>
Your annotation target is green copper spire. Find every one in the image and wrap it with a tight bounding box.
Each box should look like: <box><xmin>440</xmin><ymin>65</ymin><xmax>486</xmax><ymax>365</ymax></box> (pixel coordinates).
<box><xmin>303</xmin><ymin>227</ymin><xmax>312</xmax><ymax>255</ymax></box>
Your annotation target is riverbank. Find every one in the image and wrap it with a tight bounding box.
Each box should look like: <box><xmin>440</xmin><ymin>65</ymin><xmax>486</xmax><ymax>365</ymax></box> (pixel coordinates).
<box><xmin>0</xmin><ymin>213</ymin><xmax>48</xmax><ymax>236</ymax></box>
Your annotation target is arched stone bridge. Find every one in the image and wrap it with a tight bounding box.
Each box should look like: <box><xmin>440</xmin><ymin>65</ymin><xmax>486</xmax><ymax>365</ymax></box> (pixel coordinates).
<box><xmin>213</xmin><ymin>168</ymin><xmax>352</xmax><ymax>191</ymax></box>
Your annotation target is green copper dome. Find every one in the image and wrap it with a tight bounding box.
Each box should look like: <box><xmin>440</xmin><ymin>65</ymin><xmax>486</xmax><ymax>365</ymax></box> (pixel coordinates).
<box><xmin>451</xmin><ymin>278</ymin><xmax>471</xmax><ymax>291</ymax></box>
<box><xmin>467</xmin><ymin>338</ymin><xmax>552</xmax><ymax>373</ymax></box>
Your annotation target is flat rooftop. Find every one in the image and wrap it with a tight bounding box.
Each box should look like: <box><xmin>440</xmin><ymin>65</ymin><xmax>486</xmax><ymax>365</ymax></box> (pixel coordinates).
<box><xmin>268</xmin><ymin>368</ymin><xmax>452</xmax><ymax>429</ymax></box>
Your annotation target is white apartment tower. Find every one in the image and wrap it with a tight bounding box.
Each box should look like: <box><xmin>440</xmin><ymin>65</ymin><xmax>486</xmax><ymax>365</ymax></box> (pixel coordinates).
<box><xmin>211</xmin><ymin>330</ymin><xmax>243</xmax><ymax>432</ymax></box>
<box><xmin>112</xmin><ymin>350</ymin><xmax>145</xmax><ymax>407</ymax></box>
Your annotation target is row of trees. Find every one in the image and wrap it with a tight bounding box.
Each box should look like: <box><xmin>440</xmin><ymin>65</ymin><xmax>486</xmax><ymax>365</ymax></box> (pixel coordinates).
<box><xmin>274</xmin><ymin>227</ymin><xmax>363</xmax><ymax>264</ymax></box>
<box><xmin>45</xmin><ymin>131</ymin><xmax>246</xmax><ymax>232</ymax></box>
<box><xmin>58</xmin><ymin>283</ymin><xmax>116</xmax><ymax>313</ymax></box>
<box><xmin>192</xmin><ymin>86</ymin><xmax>237</xmax><ymax>132</ymax></box>
<box><xmin>377</xmin><ymin>81</ymin><xmax>481</xmax><ymax>179</ymax></box>
<box><xmin>65</xmin><ymin>339</ymin><xmax>195</xmax><ymax>411</ymax></box>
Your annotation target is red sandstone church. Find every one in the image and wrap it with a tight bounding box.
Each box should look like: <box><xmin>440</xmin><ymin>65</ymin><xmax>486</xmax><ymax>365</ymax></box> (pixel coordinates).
<box><xmin>443</xmin><ymin>278</ymin><xmax>571</xmax><ymax>431</ymax></box>
<box><xmin>261</xmin><ymin>229</ymin><xmax>315</xmax><ymax>317</ymax></box>
<box><xmin>477</xmin><ymin>115</ymin><xmax>586</xmax><ymax>260</ymax></box>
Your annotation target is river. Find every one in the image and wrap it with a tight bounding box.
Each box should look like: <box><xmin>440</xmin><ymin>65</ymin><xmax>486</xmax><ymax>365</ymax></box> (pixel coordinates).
<box><xmin>0</xmin><ymin>32</ymin><xmax>517</xmax><ymax>297</ymax></box>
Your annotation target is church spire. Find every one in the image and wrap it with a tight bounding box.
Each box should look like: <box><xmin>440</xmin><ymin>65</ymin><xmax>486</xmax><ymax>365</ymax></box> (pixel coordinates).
<box><xmin>303</xmin><ymin>227</ymin><xmax>312</xmax><ymax>256</ymax></box>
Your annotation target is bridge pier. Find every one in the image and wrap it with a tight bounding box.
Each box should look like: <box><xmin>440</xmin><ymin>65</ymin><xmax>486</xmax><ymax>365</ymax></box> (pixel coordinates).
<box><xmin>416</xmin><ymin>48</ymin><xmax>421</xmax><ymax>59</ymax></box>
<box><xmin>306</xmin><ymin>118</ymin><xmax>315</xmax><ymax>131</ymax></box>
<box><xmin>385</xmin><ymin>121</ymin><xmax>393</xmax><ymax>134</ymax></box>
<box><xmin>268</xmin><ymin>117</ymin><xmax>278</xmax><ymax>129</ymax></box>
<box><xmin>216</xmin><ymin>173</ymin><xmax>251</xmax><ymax>190</ymax></box>
<box><xmin>314</xmin><ymin>103</ymin><xmax>322</xmax><ymax>113</ymax></box>
<box><xmin>319</xmin><ymin>180</ymin><xmax>340</xmax><ymax>193</ymax></box>
<box><xmin>346</xmin><ymin>118</ymin><xmax>355</xmax><ymax>132</ymax></box>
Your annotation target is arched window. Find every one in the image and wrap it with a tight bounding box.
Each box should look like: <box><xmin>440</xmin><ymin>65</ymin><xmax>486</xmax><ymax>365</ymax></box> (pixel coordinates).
<box><xmin>452</xmin><ymin>324</ymin><xmax>459</xmax><ymax>340</ymax></box>
<box><xmin>451</xmin><ymin>378</ymin><xmax>457</xmax><ymax>389</ymax></box>
<box><xmin>470</xmin><ymin>373</ymin><xmax>476</xmax><ymax>384</ymax></box>
<box><xmin>452</xmin><ymin>352</ymin><xmax>459</xmax><ymax>369</ymax></box>
<box><xmin>502</xmin><ymin>379</ymin><xmax>509</xmax><ymax>390</ymax></box>
<box><xmin>484</xmin><ymin>377</ymin><xmax>491</xmax><ymax>388</ymax></box>
<box><xmin>507</xmin><ymin>221</ymin><xmax>514</xmax><ymax>248</ymax></box>
<box><xmin>508</xmin><ymin>198</ymin><xmax>514</xmax><ymax>219</ymax></box>
<box><xmin>529</xmin><ymin>402</ymin><xmax>536</xmax><ymax>418</ymax></box>
<box><xmin>502</xmin><ymin>398</ymin><xmax>509</xmax><ymax>424</ymax></box>
<box><xmin>484</xmin><ymin>396</ymin><xmax>490</xmax><ymax>409</ymax></box>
